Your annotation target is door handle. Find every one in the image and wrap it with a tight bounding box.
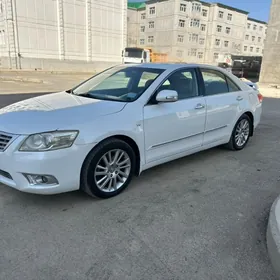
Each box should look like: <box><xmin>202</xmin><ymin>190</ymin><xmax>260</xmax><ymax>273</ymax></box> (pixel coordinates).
<box><xmin>236</xmin><ymin>96</ymin><xmax>243</xmax><ymax>101</ymax></box>
<box><xmin>195</xmin><ymin>103</ymin><xmax>205</xmax><ymax>109</ymax></box>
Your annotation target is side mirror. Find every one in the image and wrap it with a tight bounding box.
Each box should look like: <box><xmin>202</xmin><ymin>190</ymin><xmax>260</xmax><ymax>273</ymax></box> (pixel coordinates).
<box><xmin>156</xmin><ymin>90</ymin><xmax>178</xmax><ymax>103</ymax></box>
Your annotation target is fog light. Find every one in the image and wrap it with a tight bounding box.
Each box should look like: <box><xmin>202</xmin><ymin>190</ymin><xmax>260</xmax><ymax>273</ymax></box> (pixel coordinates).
<box><xmin>24</xmin><ymin>174</ymin><xmax>58</xmax><ymax>186</ymax></box>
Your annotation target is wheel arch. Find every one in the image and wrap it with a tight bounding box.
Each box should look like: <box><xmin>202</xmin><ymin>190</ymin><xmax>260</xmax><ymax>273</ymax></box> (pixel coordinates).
<box><xmin>243</xmin><ymin>111</ymin><xmax>254</xmax><ymax>136</ymax></box>
<box><xmin>81</xmin><ymin>135</ymin><xmax>142</xmax><ymax>181</ymax></box>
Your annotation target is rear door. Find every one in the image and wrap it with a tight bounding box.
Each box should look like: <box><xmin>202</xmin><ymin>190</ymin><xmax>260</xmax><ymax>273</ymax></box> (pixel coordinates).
<box><xmin>199</xmin><ymin>68</ymin><xmax>243</xmax><ymax>145</ymax></box>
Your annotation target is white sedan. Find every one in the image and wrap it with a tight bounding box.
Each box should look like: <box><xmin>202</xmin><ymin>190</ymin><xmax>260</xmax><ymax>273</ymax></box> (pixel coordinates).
<box><xmin>0</xmin><ymin>64</ymin><xmax>263</xmax><ymax>198</ymax></box>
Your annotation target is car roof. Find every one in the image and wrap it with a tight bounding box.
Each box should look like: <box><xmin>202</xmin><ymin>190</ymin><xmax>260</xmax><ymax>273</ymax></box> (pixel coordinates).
<box><xmin>122</xmin><ymin>63</ymin><xmax>223</xmax><ymax>71</ymax></box>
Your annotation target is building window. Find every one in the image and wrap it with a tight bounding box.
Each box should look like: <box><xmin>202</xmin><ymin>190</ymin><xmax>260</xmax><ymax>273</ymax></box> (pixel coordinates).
<box><xmin>149</xmin><ymin>7</ymin><xmax>155</xmax><ymax>15</ymax></box>
<box><xmin>258</xmin><ymin>37</ymin><xmax>261</xmax><ymax>43</ymax></box>
<box><xmin>148</xmin><ymin>36</ymin><xmax>154</xmax><ymax>43</ymax></box>
<box><xmin>227</xmin><ymin>13</ymin><xmax>232</xmax><ymax>21</ymax></box>
<box><xmin>214</xmin><ymin>53</ymin><xmax>219</xmax><ymax>60</ymax></box>
<box><xmin>192</xmin><ymin>34</ymin><xmax>198</xmax><ymax>42</ymax></box>
<box><xmin>176</xmin><ymin>50</ymin><xmax>183</xmax><ymax>57</ymax></box>
<box><xmin>192</xmin><ymin>3</ymin><xmax>201</xmax><ymax>12</ymax></box>
<box><xmin>250</xmin><ymin>46</ymin><xmax>253</xmax><ymax>52</ymax></box>
<box><xmin>215</xmin><ymin>39</ymin><xmax>220</xmax><ymax>46</ymax></box>
<box><xmin>178</xmin><ymin>35</ymin><xmax>184</xmax><ymax>43</ymax></box>
<box><xmin>149</xmin><ymin>21</ymin><xmax>155</xmax><ymax>28</ymax></box>
<box><xmin>141</xmin><ymin>13</ymin><xmax>146</xmax><ymax>20</ymax></box>
<box><xmin>202</xmin><ymin>9</ymin><xmax>207</xmax><ymax>17</ymax></box>
<box><xmin>256</xmin><ymin>48</ymin><xmax>260</xmax><ymax>53</ymax></box>
<box><xmin>260</xmin><ymin>26</ymin><xmax>263</xmax><ymax>31</ymax></box>
<box><xmin>140</xmin><ymin>39</ymin><xmax>145</xmax><ymax>45</ymax></box>
<box><xmin>226</xmin><ymin>27</ymin><xmax>231</xmax><ymax>34</ymax></box>
<box><xmin>247</xmin><ymin>23</ymin><xmax>251</xmax><ymax>29</ymax></box>
<box><xmin>140</xmin><ymin>26</ymin><xmax>145</xmax><ymax>32</ymax></box>
<box><xmin>217</xmin><ymin>25</ymin><xmax>222</xmax><ymax>32</ymax></box>
<box><xmin>190</xmin><ymin>19</ymin><xmax>200</xmax><ymax>27</ymax></box>
<box><xmin>179</xmin><ymin>19</ymin><xmax>185</xmax><ymax>27</ymax></box>
<box><xmin>244</xmin><ymin>46</ymin><xmax>247</xmax><ymax>51</ymax></box>
<box><xmin>0</xmin><ymin>30</ymin><xmax>5</xmax><ymax>46</ymax></box>
<box><xmin>188</xmin><ymin>48</ymin><xmax>197</xmax><ymax>57</ymax></box>
<box><xmin>253</xmin><ymin>24</ymin><xmax>257</xmax><ymax>30</ymax></box>
<box><xmin>198</xmin><ymin>52</ymin><xmax>203</xmax><ymax>59</ymax></box>
<box><xmin>199</xmin><ymin>38</ymin><xmax>205</xmax><ymax>45</ymax></box>
<box><xmin>218</xmin><ymin>11</ymin><xmax>224</xmax><ymax>19</ymax></box>
<box><xmin>180</xmin><ymin>3</ymin><xmax>186</xmax><ymax>12</ymax></box>
<box><xmin>245</xmin><ymin>35</ymin><xmax>249</xmax><ymax>40</ymax></box>
<box><xmin>189</xmin><ymin>33</ymin><xmax>198</xmax><ymax>42</ymax></box>
<box><xmin>201</xmin><ymin>24</ymin><xmax>206</xmax><ymax>31</ymax></box>
<box><xmin>224</xmin><ymin>40</ymin><xmax>229</xmax><ymax>47</ymax></box>
<box><xmin>252</xmin><ymin>36</ymin><xmax>255</xmax><ymax>42</ymax></box>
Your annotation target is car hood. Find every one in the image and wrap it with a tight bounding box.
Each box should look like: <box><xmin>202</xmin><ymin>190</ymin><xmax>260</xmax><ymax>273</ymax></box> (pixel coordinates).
<box><xmin>0</xmin><ymin>92</ymin><xmax>126</xmax><ymax>134</ymax></box>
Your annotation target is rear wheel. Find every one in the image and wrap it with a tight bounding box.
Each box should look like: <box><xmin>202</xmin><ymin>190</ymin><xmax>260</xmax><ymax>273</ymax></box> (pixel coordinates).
<box><xmin>81</xmin><ymin>138</ymin><xmax>136</xmax><ymax>198</ymax></box>
<box><xmin>226</xmin><ymin>114</ymin><xmax>252</xmax><ymax>151</ymax></box>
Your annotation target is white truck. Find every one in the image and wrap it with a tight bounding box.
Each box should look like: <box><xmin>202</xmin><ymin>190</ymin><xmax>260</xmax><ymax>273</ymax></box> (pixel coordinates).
<box><xmin>122</xmin><ymin>47</ymin><xmax>168</xmax><ymax>64</ymax></box>
<box><xmin>122</xmin><ymin>47</ymin><xmax>151</xmax><ymax>64</ymax></box>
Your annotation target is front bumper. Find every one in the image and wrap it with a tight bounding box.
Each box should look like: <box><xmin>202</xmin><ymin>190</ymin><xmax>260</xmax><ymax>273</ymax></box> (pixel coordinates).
<box><xmin>0</xmin><ymin>136</ymin><xmax>95</xmax><ymax>195</ymax></box>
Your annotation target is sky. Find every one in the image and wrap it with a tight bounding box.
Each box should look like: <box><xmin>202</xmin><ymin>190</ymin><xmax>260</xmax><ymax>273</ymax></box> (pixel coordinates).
<box><xmin>130</xmin><ymin>0</ymin><xmax>271</xmax><ymax>22</ymax></box>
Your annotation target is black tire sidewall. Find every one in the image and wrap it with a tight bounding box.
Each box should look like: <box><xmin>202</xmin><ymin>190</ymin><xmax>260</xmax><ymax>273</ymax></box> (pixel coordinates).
<box><xmin>82</xmin><ymin>139</ymin><xmax>136</xmax><ymax>198</ymax></box>
<box><xmin>231</xmin><ymin>115</ymin><xmax>252</xmax><ymax>150</ymax></box>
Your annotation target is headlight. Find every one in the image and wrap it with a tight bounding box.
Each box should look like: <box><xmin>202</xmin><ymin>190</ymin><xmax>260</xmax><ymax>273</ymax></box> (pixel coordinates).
<box><xmin>19</xmin><ymin>131</ymin><xmax>79</xmax><ymax>152</ymax></box>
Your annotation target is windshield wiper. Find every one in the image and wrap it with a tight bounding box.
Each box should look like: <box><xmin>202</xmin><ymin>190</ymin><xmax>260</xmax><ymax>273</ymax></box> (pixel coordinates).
<box><xmin>86</xmin><ymin>93</ymin><xmax>126</xmax><ymax>102</ymax></box>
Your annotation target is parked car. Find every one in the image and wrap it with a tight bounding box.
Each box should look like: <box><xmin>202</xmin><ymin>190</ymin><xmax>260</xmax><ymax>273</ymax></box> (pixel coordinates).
<box><xmin>0</xmin><ymin>64</ymin><xmax>263</xmax><ymax>198</ymax></box>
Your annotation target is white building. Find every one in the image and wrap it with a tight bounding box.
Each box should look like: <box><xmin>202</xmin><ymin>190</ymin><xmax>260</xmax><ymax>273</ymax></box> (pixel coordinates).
<box><xmin>243</xmin><ymin>18</ymin><xmax>267</xmax><ymax>56</ymax></box>
<box><xmin>0</xmin><ymin>0</ymin><xmax>127</xmax><ymax>70</ymax></box>
<box><xmin>127</xmin><ymin>0</ymin><xmax>267</xmax><ymax>64</ymax></box>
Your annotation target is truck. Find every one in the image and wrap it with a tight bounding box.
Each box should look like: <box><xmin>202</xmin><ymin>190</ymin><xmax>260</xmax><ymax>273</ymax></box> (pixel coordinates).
<box><xmin>122</xmin><ymin>47</ymin><xmax>168</xmax><ymax>64</ymax></box>
<box><xmin>216</xmin><ymin>54</ymin><xmax>262</xmax><ymax>80</ymax></box>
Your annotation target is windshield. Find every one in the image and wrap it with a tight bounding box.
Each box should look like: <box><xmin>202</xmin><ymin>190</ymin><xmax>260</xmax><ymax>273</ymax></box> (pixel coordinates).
<box><xmin>125</xmin><ymin>49</ymin><xmax>143</xmax><ymax>58</ymax></box>
<box><xmin>72</xmin><ymin>66</ymin><xmax>164</xmax><ymax>102</ymax></box>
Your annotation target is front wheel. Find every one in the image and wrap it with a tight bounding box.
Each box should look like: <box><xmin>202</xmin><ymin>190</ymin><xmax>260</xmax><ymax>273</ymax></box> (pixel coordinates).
<box><xmin>81</xmin><ymin>138</ymin><xmax>136</xmax><ymax>198</ymax></box>
<box><xmin>226</xmin><ymin>114</ymin><xmax>252</xmax><ymax>151</ymax></box>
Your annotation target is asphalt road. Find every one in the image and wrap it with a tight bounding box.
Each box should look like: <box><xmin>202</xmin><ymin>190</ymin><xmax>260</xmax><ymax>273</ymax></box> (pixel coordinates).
<box><xmin>1</xmin><ymin>93</ymin><xmax>280</xmax><ymax>280</ymax></box>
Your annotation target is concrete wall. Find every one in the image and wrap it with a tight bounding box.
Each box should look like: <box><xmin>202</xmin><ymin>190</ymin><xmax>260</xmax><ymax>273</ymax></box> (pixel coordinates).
<box><xmin>0</xmin><ymin>0</ymin><xmax>127</xmax><ymax>70</ymax></box>
<box><xmin>260</xmin><ymin>0</ymin><xmax>280</xmax><ymax>84</ymax></box>
<box><xmin>127</xmin><ymin>8</ymin><xmax>139</xmax><ymax>47</ymax></box>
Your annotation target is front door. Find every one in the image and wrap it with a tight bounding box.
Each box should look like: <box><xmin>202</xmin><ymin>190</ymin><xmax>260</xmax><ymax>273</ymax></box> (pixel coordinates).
<box><xmin>143</xmin><ymin>68</ymin><xmax>206</xmax><ymax>163</ymax></box>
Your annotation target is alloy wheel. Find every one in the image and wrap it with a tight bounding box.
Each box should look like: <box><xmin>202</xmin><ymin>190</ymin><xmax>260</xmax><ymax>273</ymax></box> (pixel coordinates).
<box><xmin>94</xmin><ymin>149</ymin><xmax>131</xmax><ymax>192</ymax></box>
<box><xmin>234</xmin><ymin>119</ymin><xmax>250</xmax><ymax>147</ymax></box>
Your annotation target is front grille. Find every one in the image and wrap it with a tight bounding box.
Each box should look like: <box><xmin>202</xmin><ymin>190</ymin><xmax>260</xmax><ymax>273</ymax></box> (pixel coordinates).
<box><xmin>0</xmin><ymin>133</ymin><xmax>13</xmax><ymax>151</ymax></box>
<box><xmin>0</xmin><ymin>169</ymin><xmax>13</xmax><ymax>180</ymax></box>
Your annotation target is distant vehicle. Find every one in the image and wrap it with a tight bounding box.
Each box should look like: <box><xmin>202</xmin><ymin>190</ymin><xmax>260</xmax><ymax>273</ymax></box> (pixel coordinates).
<box><xmin>217</xmin><ymin>54</ymin><xmax>262</xmax><ymax>80</ymax></box>
<box><xmin>0</xmin><ymin>64</ymin><xmax>262</xmax><ymax>198</ymax></box>
<box><xmin>231</xmin><ymin>56</ymin><xmax>262</xmax><ymax>79</ymax></box>
<box><xmin>122</xmin><ymin>47</ymin><xmax>168</xmax><ymax>64</ymax></box>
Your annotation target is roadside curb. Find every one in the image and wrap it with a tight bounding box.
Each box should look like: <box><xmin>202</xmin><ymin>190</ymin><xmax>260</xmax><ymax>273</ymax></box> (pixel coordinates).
<box><xmin>0</xmin><ymin>76</ymin><xmax>48</xmax><ymax>84</ymax></box>
<box><xmin>267</xmin><ymin>195</ymin><xmax>280</xmax><ymax>279</ymax></box>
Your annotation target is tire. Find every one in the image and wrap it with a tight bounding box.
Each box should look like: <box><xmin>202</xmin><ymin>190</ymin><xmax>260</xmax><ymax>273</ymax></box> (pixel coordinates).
<box><xmin>81</xmin><ymin>138</ymin><xmax>136</xmax><ymax>199</ymax></box>
<box><xmin>226</xmin><ymin>114</ymin><xmax>252</xmax><ymax>151</ymax></box>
